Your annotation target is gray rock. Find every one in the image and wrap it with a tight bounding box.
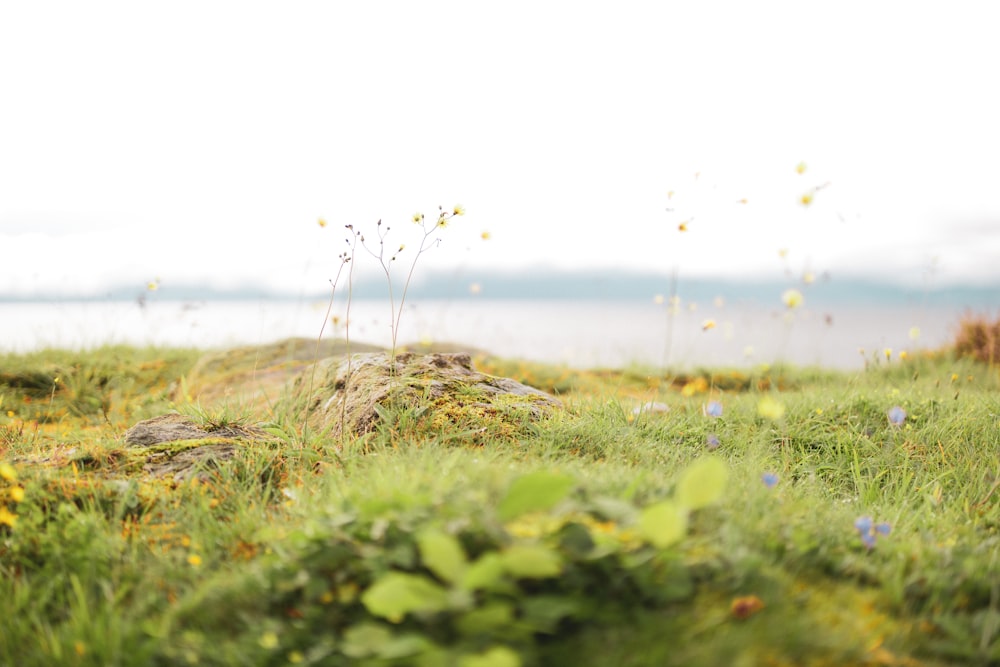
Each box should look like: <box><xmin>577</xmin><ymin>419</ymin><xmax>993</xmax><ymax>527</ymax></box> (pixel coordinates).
<box><xmin>296</xmin><ymin>351</ymin><xmax>562</xmax><ymax>438</ymax></box>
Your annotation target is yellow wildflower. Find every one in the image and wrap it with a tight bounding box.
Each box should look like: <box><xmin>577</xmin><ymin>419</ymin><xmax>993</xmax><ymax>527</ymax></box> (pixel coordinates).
<box><xmin>412</xmin><ymin>212</ymin><xmax>424</xmax><ymax>223</ymax></box>
<box><xmin>453</xmin><ymin>204</ymin><xmax>466</xmax><ymax>216</ymax></box>
<box><xmin>702</xmin><ymin>319</ymin><xmax>716</xmax><ymax>331</ymax></box>
<box><xmin>187</xmin><ymin>554</ymin><xmax>202</xmax><ymax>567</ymax></box>
<box><xmin>0</xmin><ymin>506</ymin><xmax>17</xmax><ymax>528</ymax></box>
<box><xmin>259</xmin><ymin>632</ymin><xmax>279</xmax><ymax>650</ymax></box>
<box><xmin>317</xmin><ymin>218</ymin><xmax>327</xmax><ymax>228</ymax></box>
<box><xmin>10</xmin><ymin>486</ymin><xmax>24</xmax><ymax>503</ymax></box>
<box><xmin>678</xmin><ymin>222</ymin><xmax>688</xmax><ymax>232</ymax></box>
<box><xmin>757</xmin><ymin>396</ymin><xmax>786</xmax><ymax>421</ymax></box>
<box><xmin>0</xmin><ymin>463</ymin><xmax>16</xmax><ymax>482</ymax></box>
<box><xmin>909</xmin><ymin>326</ymin><xmax>921</xmax><ymax>341</ymax></box>
<box><xmin>480</xmin><ymin>230</ymin><xmax>491</xmax><ymax>240</ymax></box>
<box><xmin>796</xmin><ymin>161</ymin><xmax>807</xmax><ymax>175</ymax></box>
<box><xmin>782</xmin><ymin>289</ymin><xmax>804</xmax><ymax>309</ymax></box>
<box><xmin>800</xmin><ymin>192</ymin><xmax>813</xmax><ymax>207</ymax></box>
<box><xmin>899</xmin><ymin>350</ymin><xmax>909</xmax><ymax>360</ymax></box>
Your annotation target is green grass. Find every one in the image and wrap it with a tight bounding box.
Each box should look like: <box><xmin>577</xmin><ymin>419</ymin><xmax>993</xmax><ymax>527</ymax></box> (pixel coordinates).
<box><xmin>1</xmin><ymin>344</ymin><xmax>999</xmax><ymax>666</ymax></box>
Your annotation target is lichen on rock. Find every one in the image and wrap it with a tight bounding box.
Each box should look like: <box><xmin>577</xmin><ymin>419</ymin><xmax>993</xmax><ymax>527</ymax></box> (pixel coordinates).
<box><xmin>295</xmin><ymin>351</ymin><xmax>563</xmax><ymax>439</ymax></box>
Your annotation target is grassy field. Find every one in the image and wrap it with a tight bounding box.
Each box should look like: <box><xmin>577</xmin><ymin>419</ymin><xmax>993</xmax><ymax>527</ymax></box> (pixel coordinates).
<box><xmin>1</xmin><ymin>334</ymin><xmax>998</xmax><ymax>666</ymax></box>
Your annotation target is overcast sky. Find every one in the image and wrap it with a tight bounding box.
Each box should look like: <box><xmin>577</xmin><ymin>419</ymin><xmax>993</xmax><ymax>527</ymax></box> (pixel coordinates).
<box><xmin>2</xmin><ymin>1</ymin><xmax>999</xmax><ymax>297</ymax></box>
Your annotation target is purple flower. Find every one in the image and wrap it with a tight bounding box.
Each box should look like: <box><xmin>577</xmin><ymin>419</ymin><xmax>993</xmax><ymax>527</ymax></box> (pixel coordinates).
<box><xmin>705</xmin><ymin>401</ymin><xmax>723</xmax><ymax>418</ymax></box>
<box><xmin>761</xmin><ymin>472</ymin><xmax>779</xmax><ymax>489</ymax></box>
<box><xmin>706</xmin><ymin>434</ymin><xmax>720</xmax><ymax>450</ymax></box>
<box><xmin>887</xmin><ymin>406</ymin><xmax>906</xmax><ymax>426</ymax></box>
<box><xmin>854</xmin><ymin>515</ymin><xmax>891</xmax><ymax>549</ymax></box>
<box><xmin>854</xmin><ymin>515</ymin><xmax>873</xmax><ymax>534</ymax></box>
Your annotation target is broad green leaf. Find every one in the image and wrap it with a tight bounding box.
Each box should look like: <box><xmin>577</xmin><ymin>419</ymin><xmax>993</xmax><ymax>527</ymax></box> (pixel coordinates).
<box><xmin>377</xmin><ymin>633</ymin><xmax>434</xmax><ymax>659</ymax></box>
<box><xmin>638</xmin><ymin>499</ymin><xmax>688</xmax><ymax>549</ymax></box>
<box><xmin>675</xmin><ymin>456</ymin><xmax>728</xmax><ymax>510</ymax></box>
<box><xmin>497</xmin><ymin>472</ymin><xmax>575</xmax><ymax>520</ymax></box>
<box><xmin>455</xmin><ymin>602</ymin><xmax>516</xmax><ymax>636</ymax></box>
<box><xmin>461</xmin><ymin>552</ymin><xmax>506</xmax><ymax>591</ymax></box>
<box><xmin>459</xmin><ymin>645</ymin><xmax>523</xmax><ymax>667</ymax></box>
<box><xmin>361</xmin><ymin>572</ymin><xmax>449</xmax><ymax>623</ymax></box>
<box><xmin>341</xmin><ymin>623</ymin><xmax>393</xmax><ymax>658</ymax></box>
<box><xmin>417</xmin><ymin>529</ymin><xmax>467</xmax><ymax>584</ymax></box>
<box><xmin>500</xmin><ymin>544</ymin><xmax>563</xmax><ymax>579</ymax></box>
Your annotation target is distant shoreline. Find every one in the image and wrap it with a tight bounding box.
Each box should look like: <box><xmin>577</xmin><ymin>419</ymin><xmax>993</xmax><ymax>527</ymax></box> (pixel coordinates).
<box><xmin>2</xmin><ymin>270</ymin><xmax>998</xmax><ymax>309</ymax></box>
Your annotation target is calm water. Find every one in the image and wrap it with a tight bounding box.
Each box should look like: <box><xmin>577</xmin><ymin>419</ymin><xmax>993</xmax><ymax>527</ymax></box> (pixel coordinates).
<box><xmin>0</xmin><ymin>298</ymin><xmax>974</xmax><ymax>369</ymax></box>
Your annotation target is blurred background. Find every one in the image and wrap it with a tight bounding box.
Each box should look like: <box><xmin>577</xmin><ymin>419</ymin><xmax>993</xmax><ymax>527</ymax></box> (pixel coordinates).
<box><xmin>2</xmin><ymin>1</ymin><xmax>998</xmax><ymax>367</ymax></box>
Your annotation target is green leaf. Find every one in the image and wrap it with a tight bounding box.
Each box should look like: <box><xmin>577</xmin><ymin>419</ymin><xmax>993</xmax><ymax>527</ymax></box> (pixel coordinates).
<box><xmin>498</xmin><ymin>471</ymin><xmax>575</xmax><ymax>521</ymax></box>
<box><xmin>638</xmin><ymin>499</ymin><xmax>688</xmax><ymax>548</ymax></box>
<box><xmin>341</xmin><ymin>623</ymin><xmax>393</xmax><ymax>658</ymax></box>
<box><xmin>675</xmin><ymin>456</ymin><xmax>728</xmax><ymax>510</ymax></box>
<box><xmin>361</xmin><ymin>572</ymin><xmax>449</xmax><ymax>623</ymax></box>
<box><xmin>459</xmin><ymin>645</ymin><xmax>523</xmax><ymax>667</ymax></box>
<box><xmin>500</xmin><ymin>544</ymin><xmax>563</xmax><ymax>579</ymax></box>
<box><xmin>417</xmin><ymin>529</ymin><xmax>467</xmax><ymax>584</ymax></box>
<box><xmin>461</xmin><ymin>552</ymin><xmax>506</xmax><ymax>591</ymax></box>
<box><xmin>455</xmin><ymin>602</ymin><xmax>516</xmax><ymax>636</ymax></box>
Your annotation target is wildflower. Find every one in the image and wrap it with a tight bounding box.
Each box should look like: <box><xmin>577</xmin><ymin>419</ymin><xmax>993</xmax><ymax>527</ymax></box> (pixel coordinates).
<box><xmin>187</xmin><ymin>554</ymin><xmax>202</xmax><ymax>567</ymax></box>
<box><xmin>757</xmin><ymin>396</ymin><xmax>786</xmax><ymax>421</ymax></box>
<box><xmin>887</xmin><ymin>406</ymin><xmax>906</xmax><ymax>426</ymax></box>
<box><xmin>453</xmin><ymin>204</ymin><xmax>466</xmax><ymax>216</ymax></box>
<box><xmin>437</xmin><ymin>218</ymin><xmax>449</xmax><ymax>228</ymax></box>
<box><xmin>0</xmin><ymin>463</ymin><xmax>16</xmax><ymax>482</ymax></box>
<box><xmin>481</xmin><ymin>231</ymin><xmax>491</xmax><ymax>240</ymax></box>
<box><xmin>259</xmin><ymin>632</ymin><xmax>279</xmax><ymax>650</ymax></box>
<box><xmin>412</xmin><ymin>212</ymin><xmax>424</xmax><ymax>223</ymax></box>
<box><xmin>731</xmin><ymin>595</ymin><xmax>765</xmax><ymax>619</ymax></box>
<box><xmin>796</xmin><ymin>161</ymin><xmax>807</xmax><ymax>175</ymax></box>
<box><xmin>704</xmin><ymin>401</ymin><xmax>723</xmax><ymax>418</ymax></box>
<box><xmin>884</xmin><ymin>348</ymin><xmax>892</xmax><ymax>361</ymax></box>
<box><xmin>146</xmin><ymin>281</ymin><xmax>159</xmax><ymax>291</ymax></box>
<box><xmin>653</xmin><ymin>294</ymin><xmax>665</xmax><ymax>305</ymax></box>
<box><xmin>702</xmin><ymin>319</ymin><xmax>716</xmax><ymax>331</ymax></box>
<box><xmin>9</xmin><ymin>486</ymin><xmax>24</xmax><ymax>503</ymax></box>
<box><xmin>782</xmin><ymin>289</ymin><xmax>804</xmax><ymax>309</ymax></box>
<box><xmin>0</xmin><ymin>506</ymin><xmax>16</xmax><ymax>528</ymax></box>
<box><xmin>317</xmin><ymin>218</ymin><xmax>327</xmax><ymax>228</ymax></box>
<box><xmin>800</xmin><ymin>193</ymin><xmax>813</xmax><ymax>207</ymax></box>
<box><xmin>854</xmin><ymin>515</ymin><xmax>891</xmax><ymax>549</ymax></box>
<box><xmin>762</xmin><ymin>472</ymin><xmax>779</xmax><ymax>489</ymax></box>
<box><xmin>803</xmin><ymin>271</ymin><xmax>816</xmax><ymax>284</ymax></box>
<box><xmin>288</xmin><ymin>651</ymin><xmax>304</xmax><ymax>664</ymax></box>
<box><xmin>706</xmin><ymin>434</ymin><xmax>720</xmax><ymax>450</ymax></box>
<box><xmin>778</xmin><ymin>248</ymin><xmax>789</xmax><ymax>259</ymax></box>
<box><xmin>678</xmin><ymin>222</ymin><xmax>689</xmax><ymax>232</ymax></box>
<box><xmin>909</xmin><ymin>326</ymin><xmax>921</xmax><ymax>341</ymax></box>
<box><xmin>899</xmin><ymin>350</ymin><xmax>909</xmax><ymax>360</ymax></box>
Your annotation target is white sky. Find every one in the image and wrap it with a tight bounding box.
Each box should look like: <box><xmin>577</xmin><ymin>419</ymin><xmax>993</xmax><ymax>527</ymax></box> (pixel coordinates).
<box><xmin>2</xmin><ymin>0</ymin><xmax>999</xmax><ymax>296</ymax></box>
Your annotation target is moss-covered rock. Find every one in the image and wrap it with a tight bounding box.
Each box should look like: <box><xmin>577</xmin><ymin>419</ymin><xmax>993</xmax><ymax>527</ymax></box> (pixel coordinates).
<box><xmin>296</xmin><ymin>351</ymin><xmax>563</xmax><ymax>439</ymax></box>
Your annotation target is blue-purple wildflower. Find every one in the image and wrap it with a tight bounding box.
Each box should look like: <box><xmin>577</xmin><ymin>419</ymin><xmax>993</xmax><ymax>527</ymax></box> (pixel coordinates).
<box><xmin>887</xmin><ymin>406</ymin><xmax>906</xmax><ymax>426</ymax></box>
<box><xmin>705</xmin><ymin>401</ymin><xmax>724</xmax><ymax>418</ymax></box>
<box><xmin>706</xmin><ymin>434</ymin><xmax>720</xmax><ymax>450</ymax></box>
<box><xmin>854</xmin><ymin>515</ymin><xmax>892</xmax><ymax>549</ymax></box>
<box><xmin>761</xmin><ymin>472</ymin><xmax>779</xmax><ymax>489</ymax></box>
